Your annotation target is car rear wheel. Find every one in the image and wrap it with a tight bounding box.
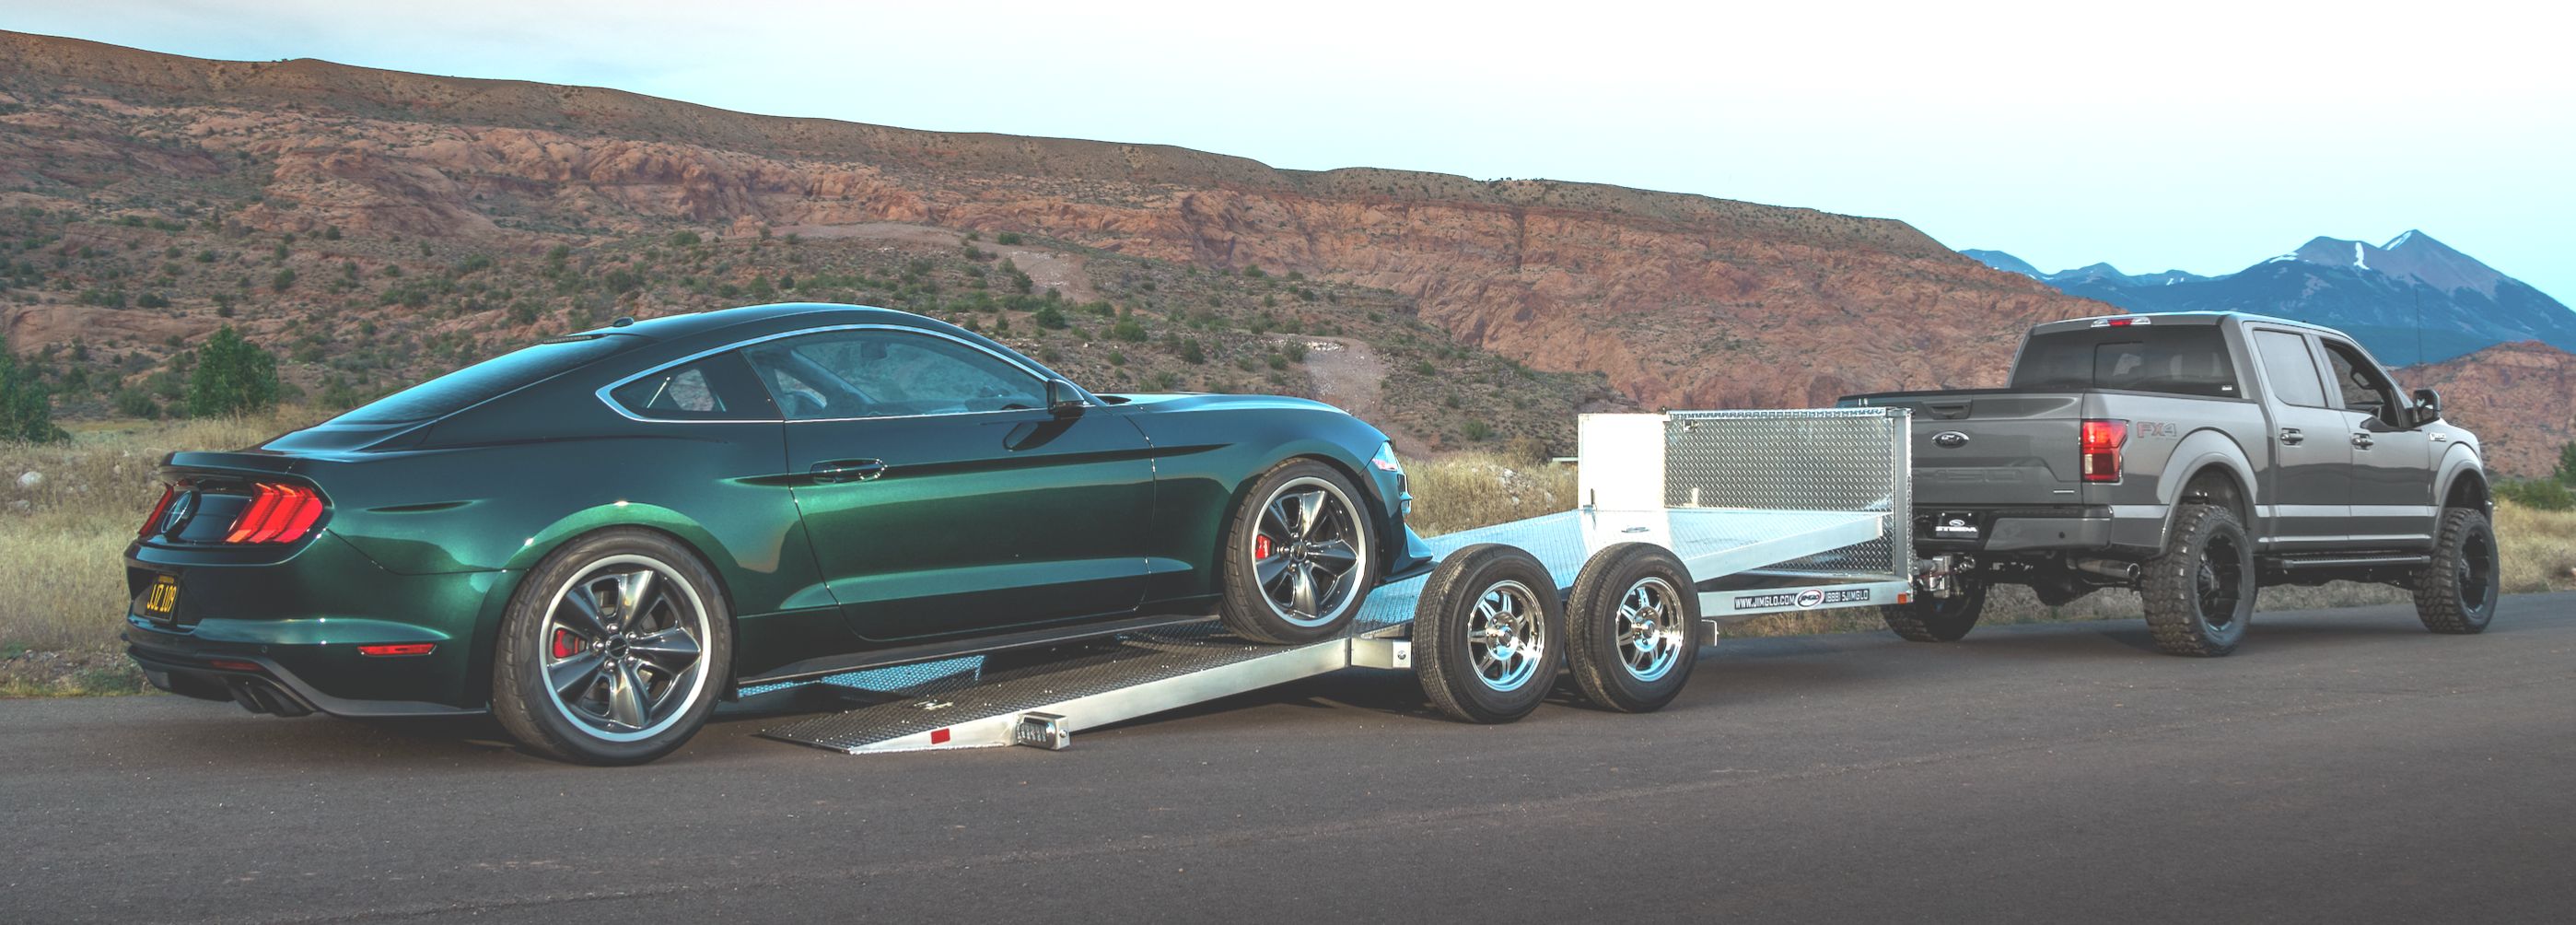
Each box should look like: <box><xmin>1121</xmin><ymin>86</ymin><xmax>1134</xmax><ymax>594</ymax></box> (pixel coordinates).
<box><xmin>1218</xmin><ymin>460</ymin><xmax>1378</xmax><ymax>644</ymax></box>
<box><xmin>494</xmin><ymin>529</ymin><xmax>731</xmax><ymax>765</ymax></box>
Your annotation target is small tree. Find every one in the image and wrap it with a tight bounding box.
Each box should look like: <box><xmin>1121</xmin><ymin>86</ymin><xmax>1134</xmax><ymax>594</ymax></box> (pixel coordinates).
<box><xmin>2557</xmin><ymin>441</ymin><xmax>2576</xmax><ymax>486</ymax></box>
<box><xmin>0</xmin><ymin>335</ymin><xmax>68</xmax><ymax>442</ymax></box>
<box><xmin>186</xmin><ymin>326</ymin><xmax>280</xmax><ymax>416</ymax></box>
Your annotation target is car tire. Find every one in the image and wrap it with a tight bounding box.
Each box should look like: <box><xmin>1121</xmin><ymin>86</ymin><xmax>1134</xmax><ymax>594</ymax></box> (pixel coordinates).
<box><xmin>1564</xmin><ymin>543</ymin><xmax>1699</xmax><ymax>713</ymax></box>
<box><xmin>492</xmin><ymin>529</ymin><xmax>732</xmax><ymax>766</ymax></box>
<box><xmin>2139</xmin><ymin>503</ymin><xmax>2255</xmax><ymax>657</ymax></box>
<box><xmin>1218</xmin><ymin>459</ymin><xmax>1379</xmax><ymax>644</ymax></box>
<box><xmin>2412</xmin><ymin>507</ymin><xmax>2500</xmax><ymax>635</ymax></box>
<box><xmin>1415</xmin><ymin>544</ymin><xmax>1564</xmax><ymax>723</ymax></box>
<box><xmin>1879</xmin><ymin>579</ymin><xmax>1985</xmax><ymax>643</ymax></box>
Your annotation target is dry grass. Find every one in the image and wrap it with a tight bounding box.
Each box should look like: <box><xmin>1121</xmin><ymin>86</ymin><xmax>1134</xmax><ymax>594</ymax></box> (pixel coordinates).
<box><xmin>0</xmin><ymin>411</ymin><xmax>326</xmax><ymax>657</ymax></box>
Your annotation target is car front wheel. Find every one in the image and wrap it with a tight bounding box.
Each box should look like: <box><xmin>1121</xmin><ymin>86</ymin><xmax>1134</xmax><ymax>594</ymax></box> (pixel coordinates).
<box><xmin>1218</xmin><ymin>460</ymin><xmax>1380</xmax><ymax>644</ymax></box>
<box><xmin>493</xmin><ymin>529</ymin><xmax>731</xmax><ymax>765</ymax></box>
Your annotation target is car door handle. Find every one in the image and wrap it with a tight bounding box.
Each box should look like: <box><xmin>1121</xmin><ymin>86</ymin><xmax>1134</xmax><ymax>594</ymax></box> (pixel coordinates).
<box><xmin>810</xmin><ymin>459</ymin><xmax>887</xmax><ymax>483</ymax></box>
<box><xmin>2279</xmin><ymin>427</ymin><xmax>2303</xmax><ymax>445</ymax></box>
<box><xmin>2350</xmin><ymin>432</ymin><xmax>2374</xmax><ymax>450</ymax></box>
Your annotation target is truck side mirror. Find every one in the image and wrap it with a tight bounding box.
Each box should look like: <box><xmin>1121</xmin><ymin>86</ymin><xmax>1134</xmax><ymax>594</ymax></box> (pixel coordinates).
<box><xmin>1046</xmin><ymin>379</ymin><xmax>1088</xmax><ymax>417</ymax></box>
<box><xmin>2411</xmin><ymin>387</ymin><xmax>2442</xmax><ymax>426</ymax></box>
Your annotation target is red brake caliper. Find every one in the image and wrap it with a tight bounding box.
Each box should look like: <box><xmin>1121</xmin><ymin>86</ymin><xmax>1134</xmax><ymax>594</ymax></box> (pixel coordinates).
<box><xmin>1253</xmin><ymin>534</ymin><xmax>1273</xmax><ymax>559</ymax></box>
<box><xmin>552</xmin><ymin>628</ymin><xmax>585</xmax><ymax>660</ymax></box>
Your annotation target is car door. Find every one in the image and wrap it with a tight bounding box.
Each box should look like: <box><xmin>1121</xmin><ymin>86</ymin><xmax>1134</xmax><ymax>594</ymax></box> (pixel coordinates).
<box><xmin>2315</xmin><ymin>337</ymin><xmax>2438</xmax><ymax>548</ymax></box>
<box><xmin>2245</xmin><ymin>328</ymin><xmax>2352</xmax><ymax>547</ymax></box>
<box><xmin>743</xmin><ymin>326</ymin><xmax>1156</xmax><ymax>642</ymax></box>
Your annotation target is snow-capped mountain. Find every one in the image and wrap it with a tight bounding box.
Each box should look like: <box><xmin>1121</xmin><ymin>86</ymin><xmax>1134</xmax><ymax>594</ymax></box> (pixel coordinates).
<box><xmin>1966</xmin><ymin>231</ymin><xmax>2576</xmax><ymax>365</ymax></box>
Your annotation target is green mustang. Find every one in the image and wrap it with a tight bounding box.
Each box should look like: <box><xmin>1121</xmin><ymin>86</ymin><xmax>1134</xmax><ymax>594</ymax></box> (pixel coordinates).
<box><xmin>123</xmin><ymin>303</ymin><xmax>1431</xmax><ymax>764</ymax></box>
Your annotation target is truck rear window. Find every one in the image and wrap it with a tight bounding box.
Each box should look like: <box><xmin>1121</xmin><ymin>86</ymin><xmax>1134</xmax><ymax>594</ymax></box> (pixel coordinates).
<box><xmin>2010</xmin><ymin>326</ymin><xmax>2241</xmax><ymax>398</ymax></box>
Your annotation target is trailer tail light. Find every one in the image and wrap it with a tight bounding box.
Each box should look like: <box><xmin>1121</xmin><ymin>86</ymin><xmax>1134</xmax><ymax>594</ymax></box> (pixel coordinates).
<box><xmin>2081</xmin><ymin>419</ymin><xmax>2127</xmax><ymax>483</ymax></box>
<box><xmin>224</xmin><ymin>484</ymin><xmax>327</xmax><ymax>544</ymax></box>
<box><xmin>137</xmin><ymin>485</ymin><xmax>178</xmax><ymax>538</ymax></box>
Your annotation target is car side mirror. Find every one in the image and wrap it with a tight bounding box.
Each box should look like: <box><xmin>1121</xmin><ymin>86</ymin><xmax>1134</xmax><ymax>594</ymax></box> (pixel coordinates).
<box><xmin>2411</xmin><ymin>387</ymin><xmax>2442</xmax><ymax>426</ymax></box>
<box><xmin>1045</xmin><ymin>379</ymin><xmax>1087</xmax><ymax>417</ymax></box>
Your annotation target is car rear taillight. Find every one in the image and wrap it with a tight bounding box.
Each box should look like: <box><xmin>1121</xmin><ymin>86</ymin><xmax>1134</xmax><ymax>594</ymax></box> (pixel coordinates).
<box><xmin>138</xmin><ymin>485</ymin><xmax>178</xmax><ymax>538</ymax></box>
<box><xmin>2081</xmin><ymin>419</ymin><xmax>2127</xmax><ymax>483</ymax></box>
<box><xmin>224</xmin><ymin>484</ymin><xmax>327</xmax><ymax>544</ymax></box>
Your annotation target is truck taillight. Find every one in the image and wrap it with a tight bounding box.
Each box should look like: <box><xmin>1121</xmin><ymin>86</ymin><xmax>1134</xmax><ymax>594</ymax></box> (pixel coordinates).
<box><xmin>137</xmin><ymin>485</ymin><xmax>178</xmax><ymax>538</ymax></box>
<box><xmin>224</xmin><ymin>484</ymin><xmax>327</xmax><ymax>544</ymax></box>
<box><xmin>2081</xmin><ymin>419</ymin><xmax>2127</xmax><ymax>483</ymax></box>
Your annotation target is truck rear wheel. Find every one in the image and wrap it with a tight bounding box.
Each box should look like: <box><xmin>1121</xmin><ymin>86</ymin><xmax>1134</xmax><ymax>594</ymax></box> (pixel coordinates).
<box><xmin>2412</xmin><ymin>507</ymin><xmax>2500</xmax><ymax>635</ymax></box>
<box><xmin>1414</xmin><ymin>544</ymin><xmax>1564</xmax><ymax>724</ymax></box>
<box><xmin>2139</xmin><ymin>503</ymin><xmax>2255</xmax><ymax>657</ymax></box>
<box><xmin>1564</xmin><ymin>543</ymin><xmax>1699</xmax><ymax>713</ymax></box>
<box><xmin>1879</xmin><ymin>580</ymin><xmax>1984</xmax><ymax>642</ymax></box>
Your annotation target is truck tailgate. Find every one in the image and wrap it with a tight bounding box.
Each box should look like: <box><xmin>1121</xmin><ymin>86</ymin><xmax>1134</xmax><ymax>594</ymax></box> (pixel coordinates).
<box><xmin>1873</xmin><ymin>392</ymin><xmax>2086</xmax><ymax>507</ymax></box>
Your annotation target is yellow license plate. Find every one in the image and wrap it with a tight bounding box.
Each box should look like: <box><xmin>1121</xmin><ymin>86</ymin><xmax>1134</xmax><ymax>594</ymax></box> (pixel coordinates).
<box><xmin>144</xmin><ymin>574</ymin><xmax>180</xmax><ymax>619</ymax></box>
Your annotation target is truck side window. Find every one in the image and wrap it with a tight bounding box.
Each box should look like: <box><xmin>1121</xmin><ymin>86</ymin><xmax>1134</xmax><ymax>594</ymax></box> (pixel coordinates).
<box><xmin>2317</xmin><ymin>340</ymin><xmax>2400</xmax><ymax>427</ymax></box>
<box><xmin>2251</xmin><ymin>331</ymin><xmax>2329</xmax><ymax>408</ymax></box>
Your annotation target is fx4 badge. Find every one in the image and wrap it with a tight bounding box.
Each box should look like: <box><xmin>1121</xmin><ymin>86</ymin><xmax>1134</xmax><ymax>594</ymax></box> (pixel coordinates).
<box><xmin>1931</xmin><ymin>431</ymin><xmax>1971</xmax><ymax>449</ymax></box>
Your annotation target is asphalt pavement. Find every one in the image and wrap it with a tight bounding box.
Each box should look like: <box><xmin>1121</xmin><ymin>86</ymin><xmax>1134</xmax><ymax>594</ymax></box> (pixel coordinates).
<box><xmin>5</xmin><ymin>593</ymin><xmax>2571</xmax><ymax>923</ymax></box>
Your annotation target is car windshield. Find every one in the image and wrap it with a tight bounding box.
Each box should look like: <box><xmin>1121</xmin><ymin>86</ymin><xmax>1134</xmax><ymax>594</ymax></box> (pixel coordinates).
<box><xmin>332</xmin><ymin>334</ymin><xmax>640</xmax><ymax>425</ymax></box>
<box><xmin>2011</xmin><ymin>325</ymin><xmax>2241</xmax><ymax>398</ymax></box>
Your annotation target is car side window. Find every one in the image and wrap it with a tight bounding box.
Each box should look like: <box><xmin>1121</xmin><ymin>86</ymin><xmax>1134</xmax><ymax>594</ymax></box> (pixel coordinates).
<box><xmin>2251</xmin><ymin>331</ymin><xmax>2329</xmax><ymax>408</ymax></box>
<box><xmin>2317</xmin><ymin>340</ymin><xmax>2399</xmax><ymax>426</ymax></box>
<box><xmin>607</xmin><ymin>353</ymin><xmax>775</xmax><ymax>421</ymax></box>
<box><xmin>742</xmin><ymin>329</ymin><xmax>1048</xmax><ymax>420</ymax></box>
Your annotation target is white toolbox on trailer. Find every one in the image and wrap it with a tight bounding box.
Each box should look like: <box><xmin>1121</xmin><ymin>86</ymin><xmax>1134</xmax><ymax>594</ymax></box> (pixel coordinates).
<box><xmin>757</xmin><ymin>407</ymin><xmax>1918</xmax><ymax>754</ymax></box>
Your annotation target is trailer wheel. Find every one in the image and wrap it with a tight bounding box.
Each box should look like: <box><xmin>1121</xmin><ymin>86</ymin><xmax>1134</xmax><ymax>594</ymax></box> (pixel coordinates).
<box><xmin>1879</xmin><ymin>580</ymin><xmax>1985</xmax><ymax>643</ymax></box>
<box><xmin>1563</xmin><ymin>544</ymin><xmax>1699</xmax><ymax>713</ymax></box>
<box><xmin>2412</xmin><ymin>507</ymin><xmax>2500</xmax><ymax>635</ymax></box>
<box><xmin>1414</xmin><ymin>544</ymin><xmax>1564</xmax><ymax>724</ymax></box>
<box><xmin>2139</xmin><ymin>502</ymin><xmax>2255</xmax><ymax>657</ymax></box>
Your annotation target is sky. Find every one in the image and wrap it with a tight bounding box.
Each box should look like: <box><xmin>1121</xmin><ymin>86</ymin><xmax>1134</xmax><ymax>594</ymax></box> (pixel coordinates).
<box><xmin>11</xmin><ymin>0</ymin><xmax>2573</xmax><ymax>299</ymax></box>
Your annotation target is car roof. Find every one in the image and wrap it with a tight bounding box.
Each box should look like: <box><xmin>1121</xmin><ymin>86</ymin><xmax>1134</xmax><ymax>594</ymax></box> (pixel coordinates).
<box><xmin>577</xmin><ymin>302</ymin><xmax>921</xmax><ymax>342</ymax></box>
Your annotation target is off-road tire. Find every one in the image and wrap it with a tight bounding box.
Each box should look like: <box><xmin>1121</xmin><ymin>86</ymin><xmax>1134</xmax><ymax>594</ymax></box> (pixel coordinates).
<box><xmin>1564</xmin><ymin>544</ymin><xmax>1699</xmax><ymax>713</ymax></box>
<box><xmin>1880</xmin><ymin>580</ymin><xmax>1986</xmax><ymax>642</ymax></box>
<box><xmin>2139</xmin><ymin>503</ymin><xmax>2255</xmax><ymax>657</ymax></box>
<box><xmin>2413</xmin><ymin>507</ymin><xmax>2500</xmax><ymax>635</ymax></box>
<box><xmin>1218</xmin><ymin>460</ymin><xmax>1379</xmax><ymax>645</ymax></box>
<box><xmin>1415</xmin><ymin>544</ymin><xmax>1564</xmax><ymax>724</ymax></box>
<box><xmin>493</xmin><ymin>529</ymin><xmax>732</xmax><ymax>766</ymax></box>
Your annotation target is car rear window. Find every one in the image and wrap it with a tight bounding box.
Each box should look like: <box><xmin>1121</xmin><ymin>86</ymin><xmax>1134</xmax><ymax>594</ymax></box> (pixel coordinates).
<box><xmin>332</xmin><ymin>334</ymin><xmax>639</xmax><ymax>425</ymax></box>
<box><xmin>2010</xmin><ymin>325</ymin><xmax>2242</xmax><ymax>398</ymax></box>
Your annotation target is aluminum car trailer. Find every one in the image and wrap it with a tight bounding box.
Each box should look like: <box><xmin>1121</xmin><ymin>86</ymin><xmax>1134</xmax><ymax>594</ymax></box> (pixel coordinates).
<box><xmin>757</xmin><ymin>407</ymin><xmax>1924</xmax><ymax>754</ymax></box>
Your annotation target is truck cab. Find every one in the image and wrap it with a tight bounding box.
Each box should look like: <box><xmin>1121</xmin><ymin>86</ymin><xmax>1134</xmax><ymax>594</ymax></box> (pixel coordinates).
<box><xmin>1841</xmin><ymin>311</ymin><xmax>2498</xmax><ymax>656</ymax></box>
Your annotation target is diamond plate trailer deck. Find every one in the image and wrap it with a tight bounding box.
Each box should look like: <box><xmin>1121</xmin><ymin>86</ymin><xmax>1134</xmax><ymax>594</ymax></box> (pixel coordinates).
<box><xmin>760</xmin><ymin>408</ymin><xmax>1917</xmax><ymax>754</ymax></box>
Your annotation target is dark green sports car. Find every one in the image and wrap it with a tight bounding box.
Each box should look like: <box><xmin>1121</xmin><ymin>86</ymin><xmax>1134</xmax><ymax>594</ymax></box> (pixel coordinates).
<box><xmin>123</xmin><ymin>303</ymin><xmax>1430</xmax><ymax>763</ymax></box>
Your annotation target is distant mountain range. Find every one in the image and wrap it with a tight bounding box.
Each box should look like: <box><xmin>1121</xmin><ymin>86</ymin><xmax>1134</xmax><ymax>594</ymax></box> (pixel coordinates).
<box><xmin>1964</xmin><ymin>232</ymin><xmax>2576</xmax><ymax>365</ymax></box>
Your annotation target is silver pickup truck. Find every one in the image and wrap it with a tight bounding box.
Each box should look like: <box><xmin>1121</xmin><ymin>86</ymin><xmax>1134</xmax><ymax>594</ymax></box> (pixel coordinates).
<box><xmin>1842</xmin><ymin>311</ymin><xmax>2499</xmax><ymax>656</ymax></box>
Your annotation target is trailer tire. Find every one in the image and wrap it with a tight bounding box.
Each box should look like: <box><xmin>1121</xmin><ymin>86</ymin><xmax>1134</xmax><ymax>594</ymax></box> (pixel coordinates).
<box><xmin>2139</xmin><ymin>502</ymin><xmax>2255</xmax><ymax>657</ymax></box>
<box><xmin>1879</xmin><ymin>580</ymin><xmax>1984</xmax><ymax>643</ymax></box>
<box><xmin>1564</xmin><ymin>544</ymin><xmax>1699</xmax><ymax>713</ymax></box>
<box><xmin>2412</xmin><ymin>507</ymin><xmax>2500</xmax><ymax>635</ymax></box>
<box><xmin>1414</xmin><ymin>544</ymin><xmax>1564</xmax><ymax>724</ymax></box>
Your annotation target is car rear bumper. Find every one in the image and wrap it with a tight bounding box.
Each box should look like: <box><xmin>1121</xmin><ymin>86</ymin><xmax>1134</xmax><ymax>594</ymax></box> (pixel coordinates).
<box><xmin>122</xmin><ymin>531</ymin><xmax>507</xmax><ymax>714</ymax></box>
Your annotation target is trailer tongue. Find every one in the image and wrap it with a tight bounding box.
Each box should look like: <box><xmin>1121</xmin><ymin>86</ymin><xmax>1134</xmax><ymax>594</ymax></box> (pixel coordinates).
<box><xmin>759</xmin><ymin>407</ymin><xmax>1920</xmax><ymax>755</ymax></box>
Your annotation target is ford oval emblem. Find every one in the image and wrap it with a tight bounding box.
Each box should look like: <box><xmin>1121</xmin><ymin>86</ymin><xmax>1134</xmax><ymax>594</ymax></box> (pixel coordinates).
<box><xmin>1932</xmin><ymin>431</ymin><xmax>1971</xmax><ymax>449</ymax></box>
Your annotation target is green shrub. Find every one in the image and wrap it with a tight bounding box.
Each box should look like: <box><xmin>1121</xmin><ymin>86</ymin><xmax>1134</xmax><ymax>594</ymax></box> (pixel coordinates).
<box><xmin>1032</xmin><ymin>305</ymin><xmax>1067</xmax><ymax>330</ymax></box>
<box><xmin>185</xmin><ymin>325</ymin><xmax>280</xmax><ymax>416</ymax></box>
<box><xmin>0</xmin><ymin>334</ymin><xmax>67</xmax><ymax>442</ymax></box>
<box><xmin>1461</xmin><ymin>419</ymin><xmax>1495</xmax><ymax>441</ymax></box>
<box><xmin>996</xmin><ymin>232</ymin><xmax>1022</xmax><ymax>245</ymax></box>
<box><xmin>2498</xmin><ymin>478</ymin><xmax>2574</xmax><ymax>511</ymax></box>
<box><xmin>669</xmin><ymin>230</ymin><xmax>702</xmax><ymax>247</ymax></box>
<box><xmin>1109</xmin><ymin>319</ymin><xmax>1148</xmax><ymax>342</ymax></box>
